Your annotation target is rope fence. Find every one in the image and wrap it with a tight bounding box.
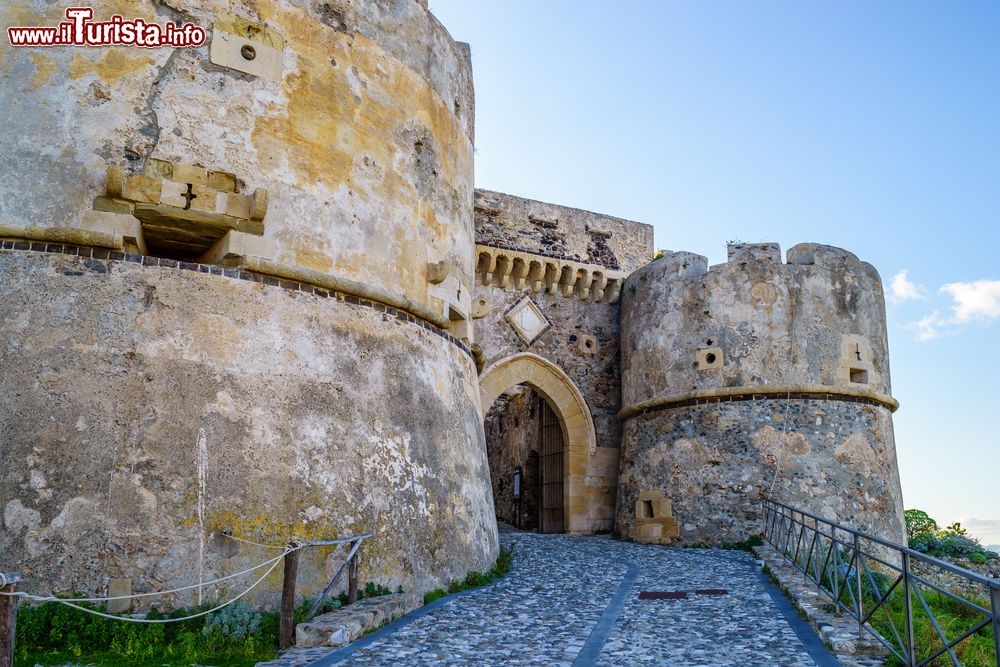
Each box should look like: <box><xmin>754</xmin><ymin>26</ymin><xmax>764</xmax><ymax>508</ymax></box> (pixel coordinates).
<box><xmin>0</xmin><ymin>531</ymin><xmax>373</xmax><ymax>663</ymax></box>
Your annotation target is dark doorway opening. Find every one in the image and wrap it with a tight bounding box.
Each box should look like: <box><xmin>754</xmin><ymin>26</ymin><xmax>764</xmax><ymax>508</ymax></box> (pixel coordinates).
<box><xmin>484</xmin><ymin>386</ymin><xmax>564</xmax><ymax>533</ymax></box>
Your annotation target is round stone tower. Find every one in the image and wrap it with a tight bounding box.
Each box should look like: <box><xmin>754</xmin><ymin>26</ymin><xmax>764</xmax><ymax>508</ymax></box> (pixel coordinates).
<box><xmin>0</xmin><ymin>0</ymin><xmax>494</xmax><ymax>600</ymax></box>
<box><xmin>617</xmin><ymin>243</ymin><xmax>905</xmax><ymax>546</ymax></box>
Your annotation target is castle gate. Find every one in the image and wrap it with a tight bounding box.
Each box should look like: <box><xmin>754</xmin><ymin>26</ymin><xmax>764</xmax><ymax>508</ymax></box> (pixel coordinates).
<box><xmin>538</xmin><ymin>398</ymin><xmax>565</xmax><ymax>533</ymax></box>
<box><xmin>479</xmin><ymin>353</ymin><xmax>596</xmax><ymax>533</ymax></box>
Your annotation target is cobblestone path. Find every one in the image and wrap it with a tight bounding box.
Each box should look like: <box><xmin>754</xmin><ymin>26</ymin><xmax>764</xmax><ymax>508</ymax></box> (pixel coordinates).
<box><xmin>275</xmin><ymin>530</ymin><xmax>834</xmax><ymax>667</ymax></box>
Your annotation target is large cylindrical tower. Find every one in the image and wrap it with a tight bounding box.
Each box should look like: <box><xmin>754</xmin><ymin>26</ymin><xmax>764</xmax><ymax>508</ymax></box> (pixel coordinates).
<box><xmin>0</xmin><ymin>0</ymin><xmax>495</xmax><ymax>601</ymax></box>
<box><xmin>617</xmin><ymin>243</ymin><xmax>905</xmax><ymax>545</ymax></box>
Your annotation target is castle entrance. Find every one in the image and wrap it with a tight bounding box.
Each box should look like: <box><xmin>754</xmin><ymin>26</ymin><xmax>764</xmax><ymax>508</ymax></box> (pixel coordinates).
<box><xmin>478</xmin><ymin>353</ymin><xmax>596</xmax><ymax>534</ymax></box>
<box><xmin>538</xmin><ymin>398</ymin><xmax>565</xmax><ymax>533</ymax></box>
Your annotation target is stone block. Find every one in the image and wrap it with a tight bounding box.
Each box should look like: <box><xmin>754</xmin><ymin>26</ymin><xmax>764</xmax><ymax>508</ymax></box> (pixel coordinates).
<box><xmin>208</xmin><ymin>170</ymin><xmax>238</xmax><ymax>192</ymax></box>
<box><xmin>172</xmin><ymin>163</ymin><xmax>208</xmax><ymax>186</ymax></box>
<box><xmin>106</xmin><ymin>577</ymin><xmax>132</xmax><ymax>614</ymax></box>
<box><xmin>295</xmin><ymin>593</ymin><xmax>420</xmax><ymax>648</ymax></box>
<box><xmin>105</xmin><ymin>165</ymin><xmax>125</xmax><ymax>198</ymax></box>
<box><xmin>250</xmin><ymin>188</ymin><xmax>269</xmax><ymax>221</ymax></box>
<box><xmin>216</xmin><ymin>192</ymin><xmax>251</xmax><ymax>219</ymax></box>
<box><xmin>122</xmin><ymin>174</ymin><xmax>162</xmax><ymax>204</ymax></box>
<box><xmin>144</xmin><ymin>158</ymin><xmax>173</xmax><ymax>180</ymax></box>
<box><xmin>189</xmin><ymin>184</ymin><xmax>218</xmax><ymax>213</ymax></box>
<box><xmin>210</xmin><ymin>16</ymin><xmax>284</xmax><ymax>82</ymax></box>
<box><xmin>160</xmin><ymin>180</ymin><xmax>190</xmax><ymax>209</ymax></box>
<box><xmin>198</xmin><ymin>230</ymin><xmax>276</xmax><ymax>266</ymax></box>
<box><xmin>81</xmin><ymin>210</ymin><xmax>146</xmax><ymax>254</ymax></box>
<box><xmin>92</xmin><ymin>196</ymin><xmax>133</xmax><ymax>215</ymax></box>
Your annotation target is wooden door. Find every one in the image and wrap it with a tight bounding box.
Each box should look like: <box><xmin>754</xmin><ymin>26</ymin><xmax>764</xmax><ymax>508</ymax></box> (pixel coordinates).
<box><xmin>538</xmin><ymin>397</ymin><xmax>564</xmax><ymax>533</ymax></box>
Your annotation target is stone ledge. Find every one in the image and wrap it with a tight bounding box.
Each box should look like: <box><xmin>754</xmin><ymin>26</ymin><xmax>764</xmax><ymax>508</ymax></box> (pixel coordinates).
<box><xmin>294</xmin><ymin>592</ymin><xmax>421</xmax><ymax>649</ymax></box>
<box><xmin>0</xmin><ymin>243</ymin><xmax>473</xmax><ymax>361</ymax></box>
<box><xmin>754</xmin><ymin>543</ymin><xmax>888</xmax><ymax>667</ymax></box>
<box><xmin>620</xmin><ymin>384</ymin><xmax>899</xmax><ymax>419</ymax></box>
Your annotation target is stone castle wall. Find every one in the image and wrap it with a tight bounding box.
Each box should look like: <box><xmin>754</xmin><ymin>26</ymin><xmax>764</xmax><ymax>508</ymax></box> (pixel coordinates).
<box><xmin>472</xmin><ymin>191</ymin><xmax>653</xmax><ymax>533</ymax></box>
<box><xmin>617</xmin><ymin>243</ymin><xmax>906</xmax><ymax>545</ymax></box>
<box><xmin>0</xmin><ymin>0</ymin><xmax>495</xmax><ymax>604</ymax></box>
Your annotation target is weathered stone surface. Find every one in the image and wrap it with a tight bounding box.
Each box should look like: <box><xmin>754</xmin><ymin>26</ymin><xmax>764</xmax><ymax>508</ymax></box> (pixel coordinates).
<box><xmin>0</xmin><ymin>251</ymin><xmax>495</xmax><ymax>602</ymax></box>
<box><xmin>0</xmin><ymin>0</ymin><xmax>475</xmax><ymax>316</ymax></box>
<box><xmin>473</xmin><ymin>193</ymin><xmax>653</xmax><ymax>535</ymax></box>
<box><xmin>474</xmin><ymin>190</ymin><xmax>653</xmax><ymax>271</ymax></box>
<box><xmin>617</xmin><ymin>243</ymin><xmax>905</xmax><ymax>545</ymax></box>
<box><xmin>485</xmin><ymin>387</ymin><xmax>543</xmax><ymax>530</ymax></box>
<box><xmin>294</xmin><ymin>592</ymin><xmax>421</xmax><ymax>648</ymax></box>
<box><xmin>0</xmin><ymin>0</ymin><xmax>494</xmax><ymax>606</ymax></box>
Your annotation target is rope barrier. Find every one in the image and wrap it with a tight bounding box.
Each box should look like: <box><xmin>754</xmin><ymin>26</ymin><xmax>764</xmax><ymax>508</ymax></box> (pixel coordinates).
<box><xmin>0</xmin><ymin>547</ymin><xmax>293</xmax><ymax>603</ymax></box>
<box><xmin>0</xmin><ymin>533</ymin><xmax>371</xmax><ymax>627</ymax></box>
<box><xmin>221</xmin><ymin>533</ymin><xmax>288</xmax><ymax>550</ymax></box>
<box><xmin>19</xmin><ymin>551</ymin><xmax>287</xmax><ymax>624</ymax></box>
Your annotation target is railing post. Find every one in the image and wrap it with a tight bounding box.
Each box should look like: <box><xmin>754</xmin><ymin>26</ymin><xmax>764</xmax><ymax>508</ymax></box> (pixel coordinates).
<box><xmin>854</xmin><ymin>533</ymin><xmax>864</xmax><ymax>639</ymax></box>
<box><xmin>0</xmin><ymin>573</ymin><xmax>21</xmax><ymax>667</ymax></box>
<box><xmin>279</xmin><ymin>543</ymin><xmax>300</xmax><ymax>651</ymax></box>
<box><xmin>762</xmin><ymin>500</ymin><xmax>767</xmax><ymax>539</ymax></box>
<box><xmin>902</xmin><ymin>551</ymin><xmax>916</xmax><ymax>666</ymax></box>
<box><xmin>832</xmin><ymin>528</ymin><xmax>841</xmax><ymax>616</ymax></box>
<box><xmin>347</xmin><ymin>546</ymin><xmax>359</xmax><ymax>605</ymax></box>
<box><xmin>990</xmin><ymin>583</ymin><xmax>1000</xmax><ymax>667</ymax></box>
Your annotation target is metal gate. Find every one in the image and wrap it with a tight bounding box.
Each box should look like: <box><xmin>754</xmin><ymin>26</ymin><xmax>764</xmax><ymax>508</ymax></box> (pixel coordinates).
<box><xmin>538</xmin><ymin>397</ymin><xmax>564</xmax><ymax>533</ymax></box>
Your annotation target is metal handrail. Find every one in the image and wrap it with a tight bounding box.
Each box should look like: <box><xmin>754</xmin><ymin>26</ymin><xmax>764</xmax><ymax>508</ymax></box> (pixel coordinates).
<box><xmin>761</xmin><ymin>497</ymin><xmax>1000</xmax><ymax>667</ymax></box>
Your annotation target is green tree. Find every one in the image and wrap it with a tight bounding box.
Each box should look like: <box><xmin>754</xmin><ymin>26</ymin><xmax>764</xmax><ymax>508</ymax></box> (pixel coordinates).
<box><xmin>904</xmin><ymin>509</ymin><xmax>938</xmax><ymax>542</ymax></box>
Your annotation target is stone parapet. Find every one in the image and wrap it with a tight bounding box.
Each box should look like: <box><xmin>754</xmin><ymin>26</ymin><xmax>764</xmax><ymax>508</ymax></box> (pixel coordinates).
<box><xmin>476</xmin><ymin>244</ymin><xmax>626</xmax><ymax>303</ymax></box>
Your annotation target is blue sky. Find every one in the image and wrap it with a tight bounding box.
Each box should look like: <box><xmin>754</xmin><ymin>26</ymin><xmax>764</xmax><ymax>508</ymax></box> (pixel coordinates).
<box><xmin>430</xmin><ymin>0</ymin><xmax>1000</xmax><ymax>546</ymax></box>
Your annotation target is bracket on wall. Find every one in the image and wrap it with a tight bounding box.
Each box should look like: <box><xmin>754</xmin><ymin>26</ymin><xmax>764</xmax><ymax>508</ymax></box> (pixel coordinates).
<box><xmin>209</xmin><ymin>13</ymin><xmax>284</xmax><ymax>81</ymax></box>
<box><xmin>99</xmin><ymin>161</ymin><xmax>268</xmax><ymax>260</ymax></box>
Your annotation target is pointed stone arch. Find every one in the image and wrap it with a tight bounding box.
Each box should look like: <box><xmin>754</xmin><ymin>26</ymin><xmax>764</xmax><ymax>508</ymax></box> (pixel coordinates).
<box><xmin>479</xmin><ymin>352</ymin><xmax>598</xmax><ymax>534</ymax></box>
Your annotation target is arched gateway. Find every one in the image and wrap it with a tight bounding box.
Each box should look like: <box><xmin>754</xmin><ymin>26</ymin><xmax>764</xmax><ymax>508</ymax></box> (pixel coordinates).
<box><xmin>479</xmin><ymin>353</ymin><xmax>598</xmax><ymax>534</ymax></box>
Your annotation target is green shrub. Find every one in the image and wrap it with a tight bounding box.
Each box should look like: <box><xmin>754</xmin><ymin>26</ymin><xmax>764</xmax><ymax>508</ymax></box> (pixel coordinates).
<box><xmin>905</xmin><ymin>509</ymin><xmax>939</xmax><ymax>542</ymax></box>
<box><xmin>905</xmin><ymin>509</ymin><xmax>997</xmax><ymax>564</ymax></box>
<box><xmin>14</xmin><ymin>599</ymin><xmax>279</xmax><ymax>666</ymax></box>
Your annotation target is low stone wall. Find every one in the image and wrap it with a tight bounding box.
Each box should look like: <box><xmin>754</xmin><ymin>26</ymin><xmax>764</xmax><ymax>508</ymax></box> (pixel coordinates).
<box><xmin>753</xmin><ymin>544</ymin><xmax>887</xmax><ymax>667</ymax></box>
<box><xmin>910</xmin><ymin>556</ymin><xmax>1000</xmax><ymax>603</ymax></box>
<box><xmin>295</xmin><ymin>593</ymin><xmax>422</xmax><ymax>648</ymax></box>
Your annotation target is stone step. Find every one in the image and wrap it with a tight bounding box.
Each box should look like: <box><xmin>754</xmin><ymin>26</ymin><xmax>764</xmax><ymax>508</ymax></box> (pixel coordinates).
<box><xmin>255</xmin><ymin>592</ymin><xmax>422</xmax><ymax>666</ymax></box>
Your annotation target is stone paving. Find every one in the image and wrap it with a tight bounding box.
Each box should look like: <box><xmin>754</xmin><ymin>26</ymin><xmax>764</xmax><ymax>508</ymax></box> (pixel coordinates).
<box><xmin>262</xmin><ymin>528</ymin><xmax>833</xmax><ymax>666</ymax></box>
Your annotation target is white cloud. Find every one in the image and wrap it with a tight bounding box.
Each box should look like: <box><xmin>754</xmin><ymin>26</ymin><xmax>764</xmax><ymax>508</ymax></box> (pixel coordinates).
<box><xmin>889</xmin><ymin>270</ymin><xmax>926</xmax><ymax>304</ymax></box>
<box><xmin>905</xmin><ymin>278</ymin><xmax>1000</xmax><ymax>341</ymax></box>
<box><xmin>940</xmin><ymin>279</ymin><xmax>1000</xmax><ymax>323</ymax></box>
<box><xmin>906</xmin><ymin>310</ymin><xmax>946</xmax><ymax>341</ymax></box>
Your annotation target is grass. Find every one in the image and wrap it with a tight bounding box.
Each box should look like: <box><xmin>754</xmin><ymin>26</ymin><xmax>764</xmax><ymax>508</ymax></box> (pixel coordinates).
<box><xmin>789</xmin><ymin>553</ymin><xmax>996</xmax><ymax>666</ymax></box>
<box><xmin>862</xmin><ymin>576</ymin><xmax>995</xmax><ymax>666</ymax></box>
<box><xmin>14</xmin><ymin>580</ymin><xmax>400</xmax><ymax>667</ymax></box>
<box><xmin>422</xmin><ymin>545</ymin><xmax>513</xmax><ymax>605</ymax></box>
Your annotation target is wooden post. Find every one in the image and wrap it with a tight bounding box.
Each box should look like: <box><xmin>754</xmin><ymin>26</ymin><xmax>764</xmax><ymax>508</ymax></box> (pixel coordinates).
<box><xmin>347</xmin><ymin>550</ymin><xmax>359</xmax><ymax>604</ymax></box>
<box><xmin>1</xmin><ymin>573</ymin><xmax>21</xmax><ymax>667</ymax></box>
<box><xmin>278</xmin><ymin>546</ymin><xmax>299</xmax><ymax>651</ymax></box>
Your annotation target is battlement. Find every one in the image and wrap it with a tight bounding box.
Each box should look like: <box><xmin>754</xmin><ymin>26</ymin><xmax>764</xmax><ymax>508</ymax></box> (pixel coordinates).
<box><xmin>629</xmin><ymin>242</ymin><xmax>883</xmax><ymax>293</ymax></box>
<box><xmin>474</xmin><ymin>190</ymin><xmax>654</xmax><ymax>275</ymax></box>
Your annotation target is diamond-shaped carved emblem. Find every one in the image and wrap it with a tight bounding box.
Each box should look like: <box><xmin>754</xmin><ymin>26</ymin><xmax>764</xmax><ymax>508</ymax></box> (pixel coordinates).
<box><xmin>505</xmin><ymin>296</ymin><xmax>550</xmax><ymax>345</ymax></box>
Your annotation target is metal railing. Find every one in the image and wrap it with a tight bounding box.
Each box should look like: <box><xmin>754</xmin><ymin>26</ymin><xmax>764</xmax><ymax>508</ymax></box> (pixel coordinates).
<box><xmin>762</xmin><ymin>497</ymin><xmax>1000</xmax><ymax>666</ymax></box>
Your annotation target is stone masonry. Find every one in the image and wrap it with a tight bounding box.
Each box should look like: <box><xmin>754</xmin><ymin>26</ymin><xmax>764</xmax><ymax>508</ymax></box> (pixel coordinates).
<box><xmin>0</xmin><ymin>0</ymin><xmax>906</xmax><ymax>625</ymax></box>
